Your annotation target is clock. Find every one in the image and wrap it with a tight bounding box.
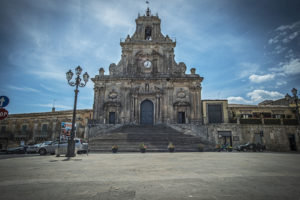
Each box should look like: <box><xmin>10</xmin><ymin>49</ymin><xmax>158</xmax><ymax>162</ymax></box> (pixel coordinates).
<box><xmin>144</xmin><ymin>60</ymin><xmax>152</xmax><ymax>68</ymax></box>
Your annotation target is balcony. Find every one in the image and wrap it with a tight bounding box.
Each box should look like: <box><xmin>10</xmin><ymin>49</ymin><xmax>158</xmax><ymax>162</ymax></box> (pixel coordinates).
<box><xmin>240</xmin><ymin>118</ymin><xmax>262</xmax><ymax>124</ymax></box>
<box><xmin>264</xmin><ymin>119</ymin><xmax>281</xmax><ymax>125</ymax></box>
<box><xmin>229</xmin><ymin>117</ymin><xmax>299</xmax><ymax>125</ymax></box>
<box><xmin>283</xmin><ymin>119</ymin><xmax>299</xmax><ymax>125</ymax></box>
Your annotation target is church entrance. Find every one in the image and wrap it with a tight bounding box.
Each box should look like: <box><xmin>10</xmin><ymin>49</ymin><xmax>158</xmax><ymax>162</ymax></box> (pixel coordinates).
<box><xmin>109</xmin><ymin>112</ymin><xmax>116</xmax><ymax>124</ymax></box>
<box><xmin>140</xmin><ymin>100</ymin><xmax>154</xmax><ymax>125</ymax></box>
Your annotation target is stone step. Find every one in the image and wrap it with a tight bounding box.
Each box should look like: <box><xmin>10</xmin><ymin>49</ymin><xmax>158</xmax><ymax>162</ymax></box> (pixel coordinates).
<box><xmin>90</xmin><ymin>124</ymin><xmax>206</xmax><ymax>152</ymax></box>
<box><xmin>90</xmin><ymin>137</ymin><xmax>202</xmax><ymax>143</ymax></box>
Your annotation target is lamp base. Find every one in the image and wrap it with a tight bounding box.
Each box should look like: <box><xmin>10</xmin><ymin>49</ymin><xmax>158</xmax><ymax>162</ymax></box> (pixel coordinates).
<box><xmin>66</xmin><ymin>139</ymin><xmax>76</xmax><ymax>157</ymax></box>
<box><xmin>65</xmin><ymin>154</ymin><xmax>76</xmax><ymax>157</ymax></box>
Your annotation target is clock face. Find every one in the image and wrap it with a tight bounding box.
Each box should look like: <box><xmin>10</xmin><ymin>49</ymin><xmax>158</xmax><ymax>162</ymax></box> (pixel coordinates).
<box><xmin>144</xmin><ymin>60</ymin><xmax>152</xmax><ymax>68</ymax></box>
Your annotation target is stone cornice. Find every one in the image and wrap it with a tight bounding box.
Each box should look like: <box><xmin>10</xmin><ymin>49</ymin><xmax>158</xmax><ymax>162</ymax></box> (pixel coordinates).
<box><xmin>93</xmin><ymin>75</ymin><xmax>203</xmax><ymax>82</ymax></box>
<box><xmin>3</xmin><ymin>109</ymin><xmax>93</xmax><ymax>119</ymax></box>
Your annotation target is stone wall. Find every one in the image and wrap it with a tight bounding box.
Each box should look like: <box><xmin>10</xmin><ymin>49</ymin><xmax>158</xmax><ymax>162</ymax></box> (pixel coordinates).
<box><xmin>204</xmin><ymin>123</ymin><xmax>299</xmax><ymax>151</ymax></box>
<box><xmin>166</xmin><ymin>122</ymin><xmax>300</xmax><ymax>151</ymax></box>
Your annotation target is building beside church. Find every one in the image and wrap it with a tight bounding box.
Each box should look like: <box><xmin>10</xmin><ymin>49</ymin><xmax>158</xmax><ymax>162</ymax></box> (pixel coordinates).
<box><xmin>0</xmin><ymin>109</ymin><xmax>92</xmax><ymax>149</ymax></box>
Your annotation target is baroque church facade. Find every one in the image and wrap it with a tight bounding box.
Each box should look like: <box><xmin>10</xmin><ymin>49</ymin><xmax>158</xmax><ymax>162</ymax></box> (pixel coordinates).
<box><xmin>92</xmin><ymin>9</ymin><xmax>203</xmax><ymax>126</ymax></box>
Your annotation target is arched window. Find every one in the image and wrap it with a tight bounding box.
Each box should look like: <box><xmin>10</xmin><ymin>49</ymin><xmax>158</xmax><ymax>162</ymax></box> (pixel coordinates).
<box><xmin>145</xmin><ymin>27</ymin><xmax>152</xmax><ymax>40</ymax></box>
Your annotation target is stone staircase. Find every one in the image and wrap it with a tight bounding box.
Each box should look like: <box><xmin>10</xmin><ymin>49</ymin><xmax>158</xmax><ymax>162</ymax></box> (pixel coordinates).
<box><xmin>89</xmin><ymin>124</ymin><xmax>208</xmax><ymax>152</ymax></box>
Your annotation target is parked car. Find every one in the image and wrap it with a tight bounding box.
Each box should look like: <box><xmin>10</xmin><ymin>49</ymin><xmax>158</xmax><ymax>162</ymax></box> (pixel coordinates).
<box><xmin>6</xmin><ymin>146</ymin><xmax>26</xmax><ymax>154</ymax></box>
<box><xmin>37</xmin><ymin>141</ymin><xmax>54</xmax><ymax>155</ymax></box>
<box><xmin>38</xmin><ymin>138</ymin><xmax>84</xmax><ymax>155</ymax></box>
<box><xmin>235</xmin><ymin>142</ymin><xmax>265</xmax><ymax>152</ymax></box>
<box><xmin>26</xmin><ymin>143</ymin><xmax>42</xmax><ymax>154</ymax></box>
<box><xmin>77</xmin><ymin>142</ymin><xmax>88</xmax><ymax>154</ymax></box>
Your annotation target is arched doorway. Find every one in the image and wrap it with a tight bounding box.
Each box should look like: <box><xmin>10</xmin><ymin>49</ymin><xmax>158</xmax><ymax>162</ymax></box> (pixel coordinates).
<box><xmin>140</xmin><ymin>100</ymin><xmax>154</xmax><ymax>125</ymax></box>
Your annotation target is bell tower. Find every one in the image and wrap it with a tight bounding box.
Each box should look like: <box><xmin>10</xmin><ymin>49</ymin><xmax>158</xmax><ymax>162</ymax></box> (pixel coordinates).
<box><xmin>113</xmin><ymin>7</ymin><xmax>179</xmax><ymax>77</ymax></box>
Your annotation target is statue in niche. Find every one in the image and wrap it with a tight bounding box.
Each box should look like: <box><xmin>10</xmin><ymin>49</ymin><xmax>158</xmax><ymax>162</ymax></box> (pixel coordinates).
<box><xmin>145</xmin><ymin>83</ymin><xmax>149</xmax><ymax>92</ymax></box>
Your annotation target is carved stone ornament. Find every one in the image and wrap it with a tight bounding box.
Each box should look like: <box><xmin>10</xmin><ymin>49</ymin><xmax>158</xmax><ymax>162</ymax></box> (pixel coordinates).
<box><xmin>190</xmin><ymin>68</ymin><xmax>196</xmax><ymax>75</ymax></box>
<box><xmin>108</xmin><ymin>90</ymin><xmax>118</xmax><ymax>99</ymax></box>
<box><xmin>99</xmin><ymin>68</ymin><xmax>105</xmax><ymax>76</ymax></box>
<box><xmin>177</xmin><ymin>88</ymin><xmax>186</xmax><ymax>99</ymax></box>
<box><xmin>178</xmin><ymin>62</ymin><xmax>186</xmax><ymax>74</ymax></box>
<box><xmin>109</xmin><ymin>63</ymin><xmax>119</xmax><ymax>75</ymax></box>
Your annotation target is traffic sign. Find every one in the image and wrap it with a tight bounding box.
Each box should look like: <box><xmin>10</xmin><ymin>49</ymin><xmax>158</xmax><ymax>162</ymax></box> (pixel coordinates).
<box><xmin>0</xmin><ymin>96</ymin><xmax>9</xmax><ymax>107</ymax></box>
<box><xmin>0</xmin><ymin>108</ymin><xmax>8</xmax><ymax>120</ymax></box>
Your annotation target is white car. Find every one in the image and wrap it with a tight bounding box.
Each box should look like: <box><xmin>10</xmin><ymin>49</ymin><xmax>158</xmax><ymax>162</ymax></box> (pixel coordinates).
<box><xmin>38</xmin><ymin>138</ymin><xmax>83</xmax><ymax>155</ymax></box>
<box><xmin>26</xmin><ymin>143</ymin><xmax>42</xmax><ymax>153</ymax></box>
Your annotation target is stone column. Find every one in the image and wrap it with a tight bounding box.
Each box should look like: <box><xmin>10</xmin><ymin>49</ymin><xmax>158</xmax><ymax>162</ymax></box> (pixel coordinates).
<box><xmin>93</xmin><ymin>88</ymin><xmax>99</xmax><ymax>119</ymax></box>
<box><xmin>123</xmin><ymin>87</ymin><xmax>130</xmax><ymax>124</ymax></box>
<box><xmin>190</xmin><ymin>87</ymin><xmax>195</xmax><ymax>123</ymax></box>
<box><xmin>195</xmin><ymin>87</ymin><xmax>202</xmax><ymax>124</ymax></box>
<box><xmin>98</xmin><ymin>87</ymin><xmax>106</xmax><ymax>123</ymax></box>
<box><xmin>130</xmin><ymin>95</ymin><xmax>134</xmax><ymax>123</ymax></box>
<box><xmin>155</xmin><ymin>94</ymin><xmax>161</xmax><ymax>124</ymax></box>
<box><xmin>165</xmin><ymin>83</ymin><xmax>174</xmax><ymax>123</ymax></box>
<box><xmin>158</xmin><ymin>95</ymin><xmax>162</xmax><ymax>123</ymax></box>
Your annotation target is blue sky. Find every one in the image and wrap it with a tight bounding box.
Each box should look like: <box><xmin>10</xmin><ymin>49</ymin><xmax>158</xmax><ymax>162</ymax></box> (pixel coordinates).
<box><xmin>0</xmin><ymin>0</ymin><xmax>299</xmax><ymax>114</ymax></box>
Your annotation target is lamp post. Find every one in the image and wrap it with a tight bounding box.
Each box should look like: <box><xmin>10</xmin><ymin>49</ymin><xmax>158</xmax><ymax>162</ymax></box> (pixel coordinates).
<box><xmin>291</xmin><ymin>88</ymin><xmax>300</xmax><ymax>125</ymax></box>
<box><xmin>66</xmin><ymin>66</ymin><xmax>89</xmax><ymax>157</ymax></box>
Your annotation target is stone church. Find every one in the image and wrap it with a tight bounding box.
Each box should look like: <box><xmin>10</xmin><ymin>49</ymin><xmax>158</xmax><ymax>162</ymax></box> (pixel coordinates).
<box><xmin>92</xmin><ymin>8</ymin><xmax>203</xmax><ymax>126</ymax></box>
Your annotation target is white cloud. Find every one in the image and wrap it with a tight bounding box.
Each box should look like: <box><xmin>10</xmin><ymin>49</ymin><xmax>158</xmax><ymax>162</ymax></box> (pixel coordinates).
<box><xmin>289</xmin><ymin>31</ymin><xmax>298</xmax><ymax>40</ymax></box>
<box><xmin>228</xmin><ymin>89</ymin><xmax>284</xmax><ymax>104</ymax></box>
<box><xmin>281</xmin><ymin>58</ymin><xmax>300</xmax><ymax>75</ymax></box>
<box><xmin>40</xmin><ymin>84</ymin><xmax>58</xmax><ymax>93</ymax></box>
<box><xmin>30</xmin><ymin>70</ymin><xmax>65</xmax><ymax>81</ymax></box>
<box><xmin>89</xmin><ymin>1</ymin><xmax>134</xmax><ymax>28</ymax></box>
<box><xmin>238</xmin><ymin>62</ymin><xmax>260</xmax><ymax>78</ymax></box>
<box><xmin>8</xmin><ymin>85</ymin><xmax>40</xmax><ymax>93</ymax></box>
<box><xmin>271</xmin><ymin>58</ymin><xmax>300</xmax><ymax>75</ymax></box>
<box><xmin>227</xmin><ymin>96</ymin><xmax>251</xmax><ymax>104</ymax></box>
<box><xmin>268</xmin><ymin>21</ymin><xmax>300</xmax><ymax>58</ymax></box>
<box><xmin>275</xmin><ymin>21</ymin><xmax>300</xmax><ymax>31</ymax></box>
<box><xmin>282</xmin><ymin>31</ymin><xmax>298</xmax><ymax>43</ymax></box>
<box><xmin>246</xmin><ymin>89</ymin><xmax>284</xmax><ymax>102</ymax></box>
<box><xmin>276</xmin><ymin>80</ymin><xmax>287</xmax><ymax>86</ymax></box>
<box><xmin>249</xmin><ymin>74</ymin><xmax>275</xmax><ymax>83</ymax></box>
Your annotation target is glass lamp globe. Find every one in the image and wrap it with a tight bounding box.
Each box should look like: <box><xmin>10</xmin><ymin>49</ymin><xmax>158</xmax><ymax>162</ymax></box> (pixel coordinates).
<box><xmin>66</xmin><ymin>70</ymin><xmax>73</xmax><ymax>81</ymax></box>
<box><xmin>75</xmin><ymin>66</ymin><xmax>82</xmax><ymax>76</ymax></box>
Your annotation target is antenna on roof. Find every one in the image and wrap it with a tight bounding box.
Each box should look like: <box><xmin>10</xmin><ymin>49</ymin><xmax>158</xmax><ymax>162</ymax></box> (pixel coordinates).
<box><xmin>52</xmin><ymin>99</ymin><xmax>56</xmax><ymax>112</ymax></box>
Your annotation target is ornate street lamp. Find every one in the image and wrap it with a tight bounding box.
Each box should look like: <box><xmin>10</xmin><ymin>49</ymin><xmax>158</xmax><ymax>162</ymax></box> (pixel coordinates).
<box><xmin>291</xmin><ymin>88</ymin><xmax>300</xmax><ymax>125</ymax></box>
<box><xmin>65</xmin><ymin>66</ymin><xmax>89</xmax><ymax>157</ymax></box>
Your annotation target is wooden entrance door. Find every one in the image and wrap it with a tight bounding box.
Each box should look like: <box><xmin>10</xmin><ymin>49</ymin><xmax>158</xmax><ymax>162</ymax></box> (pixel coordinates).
<box><xmin>140</xmin><ymin>100</ymin><xmax>154</xmax><ymax>125</ymax></box>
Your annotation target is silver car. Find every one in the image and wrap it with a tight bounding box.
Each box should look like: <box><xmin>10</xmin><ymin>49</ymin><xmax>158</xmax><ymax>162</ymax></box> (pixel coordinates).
<box><xmin>38</xmin><ymin>138</ymin><xmax>83</xmax><ymax>155</ymax></box>
<box><xmin>26</xmin><ymin>143</ymin><xmax>42</xmax><ymax>153</ymax></box>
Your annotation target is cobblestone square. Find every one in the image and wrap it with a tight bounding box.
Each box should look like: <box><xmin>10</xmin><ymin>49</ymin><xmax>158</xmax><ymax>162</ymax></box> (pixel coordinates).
<box><xmin>0</xmin><ymin>152</ymin><xmax>300</xmax><ymax>200</ymax></box>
